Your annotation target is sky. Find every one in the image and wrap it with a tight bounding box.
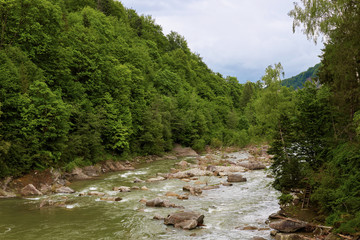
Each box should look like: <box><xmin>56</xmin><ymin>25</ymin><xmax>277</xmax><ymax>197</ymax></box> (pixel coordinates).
<box><xmin>120</xmin><ymin>0</ymin><xmax>324</xmax><ymax>83</ymax></box>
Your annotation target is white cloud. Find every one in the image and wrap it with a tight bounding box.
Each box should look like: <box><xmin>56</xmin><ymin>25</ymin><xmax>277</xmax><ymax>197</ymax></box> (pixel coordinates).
<box><xmin>120</xmin><ymin>0</ymin><xmax>323</xmax><ymax>82</ymax></box>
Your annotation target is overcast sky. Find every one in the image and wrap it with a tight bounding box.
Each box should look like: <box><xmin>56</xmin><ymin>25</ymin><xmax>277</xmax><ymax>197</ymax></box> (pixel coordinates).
<box><xmin>120</xmin><ymin>0</ymin><xmax>323</xmax><ymax>83</ymax></box>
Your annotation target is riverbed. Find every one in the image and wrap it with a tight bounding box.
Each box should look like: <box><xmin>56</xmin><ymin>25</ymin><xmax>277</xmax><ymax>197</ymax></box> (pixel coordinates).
<box><xmin>0</xmin><ymin>152</ymin><xmax>280</xmax><ymax>240</ymax></box>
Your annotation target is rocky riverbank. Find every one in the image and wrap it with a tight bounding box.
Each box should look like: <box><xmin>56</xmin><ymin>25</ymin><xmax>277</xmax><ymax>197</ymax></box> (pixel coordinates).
<box><xmin>0</xmin><ymin>144</ymin><xmax>270</xmax><ymax>199</ymax></box>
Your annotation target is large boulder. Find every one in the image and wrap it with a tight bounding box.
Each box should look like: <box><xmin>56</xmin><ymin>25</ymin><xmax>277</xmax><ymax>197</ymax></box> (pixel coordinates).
<box><xmin>227</xmin><ymin>173</ymin><xmax>247</xmax><ymax>182</ymax></box>
<box><xmin>238</xmin><ymin>161</ymin><xmax>266</xmax><ymax>170</ymax></box>
<box><xmin>164</xmin><ymin>211</ymin><xmax>204</xmax><ymax>230</ymax></box>
<box><xmin>20</xmin><ymin>184</ymin><xmax>42</xmax><ymax>196</ymax></box>
<box><xmin>270</xmin><ymin>219</ymin><xmax>314</xmax><ymax>233</ymax></box>
<box><xmin>172</xmin><ymin>144</ymin><xmax>198</xmax><ymax>157</ymax></box>
<box><xmin>70</xmin><ymin>167</ymin><xmax>91</xmax><ymax>180</ymax></box>
<box><xmin>82</xmin><ymin>165</ymin><xmax>101</xmax><ymax>177</ymax></box>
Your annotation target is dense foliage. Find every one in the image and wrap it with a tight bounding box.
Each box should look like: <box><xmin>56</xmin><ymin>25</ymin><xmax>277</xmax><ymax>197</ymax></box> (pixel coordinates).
<box><xmin>0</xmin><ymin>0</ymin><xmax>262</xmax><ymax>178</ymax></box>
<box><xmin>1</xmin><ymin>0</ymin><xmax>359</xmax><ymax>233</ymax></box>
<box><xmin>270</xmin><ymin>0</ymin><xmax>360</xmax><ymax>234</ymax></box>
<box><xmin>281</xmin><ymin>63</ymin><xmax>320</xmax><ymax>89</ymax></box>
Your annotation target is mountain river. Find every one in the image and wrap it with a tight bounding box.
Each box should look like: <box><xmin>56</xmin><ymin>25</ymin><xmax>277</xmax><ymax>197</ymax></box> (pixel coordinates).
<box><xmin>0</xmin><ymin>152</ymin><xmax>280</xmax><ymax>240</ymax></box>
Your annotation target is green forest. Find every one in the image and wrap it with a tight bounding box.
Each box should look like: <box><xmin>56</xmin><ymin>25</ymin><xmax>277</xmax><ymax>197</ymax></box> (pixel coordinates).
<box><xmin>281</xmin><ymin>63</ymin><xmax>320</xmax><ymax>89</ymax></box>
<box><xmin>0</xmin><ymin>0</ymin><xmax>359</xmax><ymax>234</ymax></box>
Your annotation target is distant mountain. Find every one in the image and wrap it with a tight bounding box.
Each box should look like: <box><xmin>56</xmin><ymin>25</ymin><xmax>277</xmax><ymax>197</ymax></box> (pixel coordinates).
<box><xmin>282</xmin><ymin>63</ymin><xmax>320</xmax><ymax>89</ymax></box>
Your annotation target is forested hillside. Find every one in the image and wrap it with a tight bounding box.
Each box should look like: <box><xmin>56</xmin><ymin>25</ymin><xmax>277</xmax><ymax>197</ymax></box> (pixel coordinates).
<box><xmin>281</xmin><ymin>63</ymin><xmax>320</xmax><ymax>89</ymax></box>
<box><xmin>0</xmin><ymin>0</ymin><xmax>261</xmax><ymax>178</ymax></box>
<box><xmin>270</xmin><ymin>0</ymin><xmax>360</xmax><ymax>234</ymax></box>
<box><xmin>1</xmin><ymin>0</ymin><xmax>360</xmax><ymax>234</ymax></box>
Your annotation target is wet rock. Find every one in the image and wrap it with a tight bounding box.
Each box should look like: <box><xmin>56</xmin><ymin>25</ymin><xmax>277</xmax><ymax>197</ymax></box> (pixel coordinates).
<box><xmin>153</xmin><ymin>214</ymin><xmax>165</xmax><ymax>220</ymax></box>
<box><xmin>21</xmin><ymin>184</ymin><xmax>43</xmax><ymax>196</ymax></box>
<box><xmin>177</xmin><ymin>160</ymin><xmax>189</xmax><ymax>168</ymax></box>
<box><xmin>82</xmin><ymin>165</ymin><xmax>101</xmax><ymax>177</ymax></box>
<box><xmin>270</xmin><ymin>219</ymin><xmax>314</xmax><ymax>233</ymax></box>
<box><xmin>100</xmin><ymin>197</ymin><xmax>122</xmax><ymax>202</ymax></box>
<box><xmin>69</xmin><ymin>167</ymin><xmax>91</xmax><ymax>180</ymax></box>
<box><xmin>39</xmin><ymin>183</ymin><xmax>52</xmax><ymax>194</ymax></box>
<box><xmin>145</xmin><ymin>198</ymin><xmax>182</xmax><ymax>208</ymax></box>
<box><xmin>175</xmin><ymin>219</ymin><xmax>198</xmax><ymax>230</ymax></box>
<box><xmin>164</xmin><ymin>211</ymin><xmax>204</xmax><ymax>230</ymax></box>
<box><xmin>227</xmin><ymin>173</ymin><xmax>247</xmax><ymax>182</ymax></box>
<box><xmin>202</xmin><ymin>185</ymin><xmax>220</xmax><ymax>190</ymax></box>
<box><xmin>183</xmin><ymin>185</ymin><xmax>202</xmax><ymax>195</ymax></box>
<box><xmin>147</xmin><ymin>176</ymin><xmax>166</xmax><ymax>182</ymax></box>
<box><xmin>177</xmin><ymin>195</ymin><xmax>189</xmax><ymax>200</ymax></box>
<box><xmin>55</xmin><ymin>186</ymin><xmax>75</xmax><ymax>194</ymax></box>
<box><xmin>113</xmin><ymin>186</ymin><xmax>131</xmax><ymax>192</ymax></box>
<box><xmin>242</xmin><ymin>226</ymin><xmax>258</xmax><ymax>230</ymax></box>
<box><xmin>270</xmin><ymin>230</ymin><xmax>278</xmax><ymax>236</ymax></box>
<box><xmin>238</xmin><ymin>161</ymin><xmax>266</xmax><ymax>170</ymax></box>
<box><xmin>139</xmin><ymin>199</ymin><xmax>147</xmax><ymax>203</ymax></box>
<box><xmin>87</xmin><ymin>191</ymin><xmax>105</xmax><ymax>196</ymax></box>
<box><xmin>131</xmin><ymin>186</ymin><xmax>140</xmax><ymax>190</ymax></box>
<box><xmin>172</xmin><ymin>144</ymin><xmax>198</xmax><ymax>157</ymax></box>
<box><xmin>141</xmin><ymin>186</ymin><xmax>149</xmax><ymax>191</ymax></box>
<box><xmin>275</xmin><ymin>233</ymin><xmax>304</xmax><ymax>240</ymax></box>
<box><xmin>39</xmin><ymin>198</ymin><xmax>67</xmax><ymax>208</ymax></box>
<box><xmin>181</xmin><ymin>179</ymin><xmax>191</xmax><ymax>182</ymax></box>
<box><xmin>0</xmin><ymin>189</ymin><xmax>16</xmax><ymax>198</ymax></box>
<box><xmin>134</xmin><ymin>177</ymin><xmax>145</xmax><ymax>183</ymax></box>
<box><xmin>166</xmin><ymin>192</ymin><xmax>180</xmax><ymax>197</ymax></box>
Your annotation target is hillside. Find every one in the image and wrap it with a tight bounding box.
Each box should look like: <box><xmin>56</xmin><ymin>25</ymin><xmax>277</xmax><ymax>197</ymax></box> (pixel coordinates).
<box><xmin>0</xmin><ymin>0</ymin><xmax>255</xmax><ymax>178</ymax></box>
<box><xmin>281</xmin><ymin>63</ymin><xmax>320</xmax><ymax>89</ymax></box>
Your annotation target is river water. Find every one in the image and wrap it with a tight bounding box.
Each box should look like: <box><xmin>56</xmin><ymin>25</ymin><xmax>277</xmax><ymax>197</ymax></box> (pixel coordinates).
<box><xmin>0</xmin><ymin>153</ymin><xmax>280</xmax><ymax>240</ymax></box>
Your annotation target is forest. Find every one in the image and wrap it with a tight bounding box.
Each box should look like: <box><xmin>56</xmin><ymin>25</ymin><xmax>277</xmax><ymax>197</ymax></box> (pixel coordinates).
<box><xmin>0</xmin><ymin>0</ymin><xmax>359</xmax><ymax>234</ymax></box>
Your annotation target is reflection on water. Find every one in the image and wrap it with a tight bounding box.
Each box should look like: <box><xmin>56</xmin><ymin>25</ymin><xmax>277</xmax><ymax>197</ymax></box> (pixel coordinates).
<box><xmin>0</xmin><ymin>155</ymin><xmax>280</xmax><ymax>240</ymax></box>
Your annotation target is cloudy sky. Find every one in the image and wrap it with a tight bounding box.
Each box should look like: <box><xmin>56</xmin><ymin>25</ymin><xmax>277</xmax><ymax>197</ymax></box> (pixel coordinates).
<box><xmin>120</xmin><ymin>0</ymin><xmax>323</xmax><ymax>83</ymax></box>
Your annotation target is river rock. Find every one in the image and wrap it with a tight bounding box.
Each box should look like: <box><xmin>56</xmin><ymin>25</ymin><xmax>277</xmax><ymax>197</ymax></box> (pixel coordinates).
<box><xmin>172</xmin><ymin>144</ymin><xmax>198</xmax><ymax>157</ymax></box>
<box><xmin>141</xmin><ymin>186</ymin><xmax>149</xmax><ymax>191</ymax></box>
<box><xmin>55</xmin><ymin>186</ymin><xmax>75</xmax><ymax>194</ymax></box>
<box><xmin>175</xmin><ymin>219</ymin><xmax>198</xmax><ymax>230</ymax></box>
<box><xmin>227</xmin><ymin>173</ymin><xmax>247</xmax><ymax>182</ymax></box>
<box><xmin>147</xmin><ymin>176</ymin><xmax>165</xmax><ymax>182</ymax></box>
<box><xmin>153</xmin><ymin>214</ymin><xmax>165</xmax><ymax>220</ymax></box>
<box><xmin>270</xmin><ymin>219</ymin><xmax>313</xmax><ymax>233</ymax></box>
<box><xmin>166</xmin><ymin>192</ymin><xmax>180</xmax><ymax>197</ymax></box>
<box><xmin>177</xmin><ymin>194</ymin><xmax>189</xmax><ymax>200</ymax></box>
<box><xmin>164</xmin><ymin>211</ymin><xmax>204</xmax><ymax>230</ymax></box>
<box><xmin>113</xmin><ymin>186</ymin><xmax>131</xmax><ymax>192</ymax></box>
<box><xmin>88</xmin><ymin>191</ymin><xmax>105</xmax><ymax>196</ymax></box>
<box><xmin>238</xmin><ymin>161</ymin><xmax>266</xmax><ymax>170</ymax></box>
<box><xmin>0</xmin><ymin>189</ymin><xmax>16</xmax><ymax>198</ymax></box>
<box><xmin>202</xmin><ymin>185</ymin><xmax>220</xmax><ymax>190</ymax></box>
<box><xmin>145</xmin><ymin>198</ymin><xmax>181</xmax><ymax>208</ymax></box>
<box><xmin>134</xmin><ymin>177</ymin><xmax>145</xmax><ymax>183</ymax></box>
<box><xmin>275</xmin><ymin>233</ymin><xmax>304</xmax><ymax>240</ymax></box>
<box><xmin>177</xmin><ymin>160</ymin><xmax>189</xmax><ymax>168</ymax></box>
<box><xmin>21</xmin><ymin>184</ymin><xmax>43</xmax><ymax>196</ymax></box>
<box><xmin>69</xmin><ymin>167</ymin><xmax>91</xmax><ymax>180</ymax></box>
<box><xmin>131</xmin><ymin>186</ymin><xmax>140</xmax><ymax>190</ymax></box>
<box><xmin>100</xmin><ymin>197</ymin><xmax>122</xmax><ymax>202</ymax></box>
<box><xmin>183</xmin><ymin>185</ymin><xmax>202</xmax><ymax>195</ymax></box>
<box><xmin>82</xmin><ymin>165</ymin><xmax>101</xmax><ymax>177</ymax></box>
